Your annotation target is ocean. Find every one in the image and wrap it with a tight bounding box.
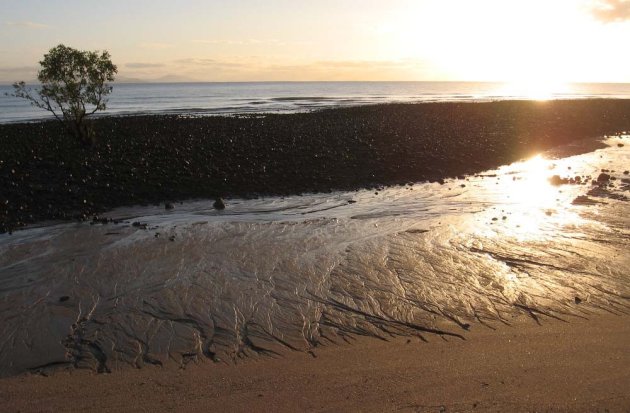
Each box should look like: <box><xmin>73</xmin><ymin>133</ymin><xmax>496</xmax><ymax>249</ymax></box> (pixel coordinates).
<box><xmin>1</xmin><ymin>81</ymin><xmax>630</xmax><ymax>124</ymax></box>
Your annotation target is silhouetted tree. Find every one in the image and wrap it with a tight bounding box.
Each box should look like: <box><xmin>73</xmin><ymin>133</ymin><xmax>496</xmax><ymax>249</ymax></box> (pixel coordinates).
<box><xmin>10</xmin><ymin>44</ymin><xmax>117</xmax><ymax>145</ymax></box>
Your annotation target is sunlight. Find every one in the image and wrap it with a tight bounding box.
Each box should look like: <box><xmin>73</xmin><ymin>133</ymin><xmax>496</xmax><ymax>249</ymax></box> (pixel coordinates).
<box><xmin>505</xmin><ymin>155</ymin><xmax>557</xmax><ymax>206</ymax></box>
<box><xmin>493</xmin><ymin>154</ymin><xmax>584</xmax><ymax>240</ymax></box>
<box><xmin>382</xmin><ymin>0</ymin><xmax>620</xmax><ymax>84</ymax></box>
<box><xmin>495</xmin><ymin>80</ymin><xmax>572</xmax><ymax>101</ymax></box>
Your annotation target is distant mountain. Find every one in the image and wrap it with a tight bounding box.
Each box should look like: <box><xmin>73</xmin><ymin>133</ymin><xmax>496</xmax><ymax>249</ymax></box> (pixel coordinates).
<box><xmin>115</xmin><ymin>75</ymin><xmax>149</xmax><ymax>83</ymax></box>
<box><xmin>1</xmin><ymin>74</ymin><xmax>200</xmax><ymax>85</ymax></box>
<box><xmin>0</xmin><ymin>79</ymin><xmax>36</xmax><ymax>86</ymax></box>
<box><xmin>150</xmin><ymin>74</ymin><xmax>200</xmax><ymax>83</ymax></box>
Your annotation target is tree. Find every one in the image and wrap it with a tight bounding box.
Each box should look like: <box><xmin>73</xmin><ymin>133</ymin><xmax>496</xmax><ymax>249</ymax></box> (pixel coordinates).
<box><xmin>10</xmin><ymin>44</ymin><xmax>117</xmax><ymax>145</ymax></box>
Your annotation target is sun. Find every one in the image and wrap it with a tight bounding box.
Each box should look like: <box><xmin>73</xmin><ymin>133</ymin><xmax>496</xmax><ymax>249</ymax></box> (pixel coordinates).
<box><xmin>381</xmin><ymin>0</ymin><xmax>614</xmax><ymax>84</ymax></box>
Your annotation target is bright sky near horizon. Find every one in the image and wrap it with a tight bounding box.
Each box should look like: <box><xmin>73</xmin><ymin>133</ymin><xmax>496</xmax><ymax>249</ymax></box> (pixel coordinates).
<box><xmin>0</xmin><ymin>0</ymin><xmax>629</xmax><ymax>83</ymax></box>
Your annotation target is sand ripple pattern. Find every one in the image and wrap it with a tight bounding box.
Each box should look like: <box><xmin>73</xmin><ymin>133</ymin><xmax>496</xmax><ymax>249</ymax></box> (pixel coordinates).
<box><xmin>0</xmin><ymin>137</ymin><xmax>629</xmax><ymax>376</ymax></box>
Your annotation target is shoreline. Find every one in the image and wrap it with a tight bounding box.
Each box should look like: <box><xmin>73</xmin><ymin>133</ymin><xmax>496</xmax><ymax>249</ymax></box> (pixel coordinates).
<box><xmin>2</xmin><ymin>99</ymin><xmax>630</xmax><ymax>233</ymax></box>
<box><xmin>2</xmin><ymin>313</ymin><xmax>628</xmax><ymax>412</ymax></box>
<box><xmin>1</xmin><ymin>100</ymin><xmax>629</xmax><ymax>410</ymax></box>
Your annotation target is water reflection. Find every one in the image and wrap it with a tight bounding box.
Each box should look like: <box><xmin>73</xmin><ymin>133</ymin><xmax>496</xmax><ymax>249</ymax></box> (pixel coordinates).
<box><xmin>482</xmin><ymin>154</ymin><xmax>585</xmax><ymax>240</ymax></box>
<box><xmin>493</xmin><ymin>81</ymin><xmax>571</xmax><ymax>101</ymax></box>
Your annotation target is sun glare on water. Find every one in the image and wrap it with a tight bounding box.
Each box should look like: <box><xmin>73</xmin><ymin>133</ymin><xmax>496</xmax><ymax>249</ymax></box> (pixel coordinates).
<box><xmin>496</xmin><ymin>81</ymin><xmax>572</xmax><ymax>101</ymax></box>
<box><xmin>505</xmin><ymin>155</ymin><xmax>557</xmax><ymax>206</ymax></box>
<box><xmin>492</xmin><ymin>154</ymin><xmax>583</xmax><ymax>240</ymax></box>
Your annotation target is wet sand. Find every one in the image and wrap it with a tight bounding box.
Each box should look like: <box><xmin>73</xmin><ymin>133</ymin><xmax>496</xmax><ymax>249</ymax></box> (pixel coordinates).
<box><xmin>2</xmin><ymin>99</ymin><xmax>630</xmax><ymax>233</ymax></box>
<box><xmin>1</xmin><ymin>313</ymin><xmax>628</xmax><ymax>412</ymax></box>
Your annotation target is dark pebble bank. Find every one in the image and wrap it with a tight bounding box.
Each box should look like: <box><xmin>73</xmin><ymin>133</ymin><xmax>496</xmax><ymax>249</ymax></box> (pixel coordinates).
<box><xmin>2</xmin><ymin>99</ymin><xmax>630</xmax><ymax>233</ymax></box>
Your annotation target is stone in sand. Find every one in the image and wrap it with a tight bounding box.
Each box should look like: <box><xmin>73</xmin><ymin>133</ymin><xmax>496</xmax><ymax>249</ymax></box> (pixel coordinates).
<box><xmin>549</xmin><ymin>175</ymin><xmax>568</xmax><ymax>186</ymax></box>
<box><xmin>213</xmin><ymin>198</ymin><xmax>226</xmax><ymax>210</ymax></box>
<box><xmin>597</xmin><ymin>173</ymin><xmax>611</xmax><ymax>183</ymax></box>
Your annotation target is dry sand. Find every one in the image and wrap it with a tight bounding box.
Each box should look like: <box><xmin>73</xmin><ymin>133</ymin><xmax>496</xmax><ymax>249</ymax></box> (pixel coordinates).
<box><xmin>1</xmin><ymin>313</ymin><xmax>628</xmax><ymax>412</ymax></box>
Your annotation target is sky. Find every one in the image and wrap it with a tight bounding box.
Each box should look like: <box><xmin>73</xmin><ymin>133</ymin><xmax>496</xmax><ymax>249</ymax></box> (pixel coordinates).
<box><xmin>0</xmin><ymin>0</ymin><xmax>629</xmax><ymax>83</ymax></box>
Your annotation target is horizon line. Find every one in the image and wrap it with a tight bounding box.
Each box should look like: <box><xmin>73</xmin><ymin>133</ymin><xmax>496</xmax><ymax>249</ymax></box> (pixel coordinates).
<box><xmin>2</xmin><ymin>80</ymin><xmax>630</xmax><ymax>86</ymax></box>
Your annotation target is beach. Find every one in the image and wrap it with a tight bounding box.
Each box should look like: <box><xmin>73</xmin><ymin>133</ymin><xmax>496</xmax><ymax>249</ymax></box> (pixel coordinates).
<box><xmin>1</xmin><ymin>99</ymin><xmax>630</xmax><ymax>411</ymax></box>
<box><xmin>2</xmin><ymin>99</ymin><xmax>630</xmax><ymax>233</ymax></box>
<box><xmin>1</xmin><ymin>313</ymin><xmax>629</xmax><ymax>412</ymax></box>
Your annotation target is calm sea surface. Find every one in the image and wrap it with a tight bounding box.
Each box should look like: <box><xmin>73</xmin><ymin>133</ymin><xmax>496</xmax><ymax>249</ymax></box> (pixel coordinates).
<box><xmin>1</xmin><ymin>81</ymin><xmax>630</xmax><ymax>123</ymax></box>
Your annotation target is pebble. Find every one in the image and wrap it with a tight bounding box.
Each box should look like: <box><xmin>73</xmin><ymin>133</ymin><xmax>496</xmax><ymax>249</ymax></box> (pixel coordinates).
<box><xmin>597</xmin><ymin>173</ymin><xmax>611</xmax><ymax>183</ymax></box>
<box><xmin>3</xmin><ymin>101</ymin><xmax>630</xmax><ymax>234</ymax></box>
<box><xmin>213</xmin><ymin>198</ymin><xmax>226</xmax><ymax>210</ymax></box>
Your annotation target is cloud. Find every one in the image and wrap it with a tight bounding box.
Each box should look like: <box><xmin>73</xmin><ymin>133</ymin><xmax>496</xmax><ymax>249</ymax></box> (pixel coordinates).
<box><xmin>137</xmin><ymin>42</ymin><xmax>175</xmax><ymax>50</ymax></box>
<box><xmin>126</xmin><ymin>62</ymin><xmax>165</xmax><ymax>69</ymax></box>
<box><xmin>6</xmin><ymin>21</ymin><xmax>50</xmax><ymax>29</ymax></box>
<box><xmin>172</xmin><ymin>58</ymin><xmax>248</xmax><ymax>69</ymax></box>
<box><xmin>263</xmin><ymin>58</ymin><xmax>428</xmax><ymax>75</ymax></box>
<box><xmin>193</xmin><ymin>39</ymin><xmax>256</xmax><ymax>46</ymax></box>
<box><xmin>192</xmin><ymin>39</ymin><xmax>312</xmax><ymax>46</ymax></box>
<box><xmin>591</xmin><ymin>0</ymin><xmax>630</xmax><ymax>22</ymax></box>
<box><xmin>0</xmin><ymin>66</ymin><xmax>38</xmax><ymax>82</ymax></box>
<box><xmin>312</xmin><ymin>59</ymin><xmax>423</xmax><ymax>69</ymax></box>
<box><xmin>0</xmin><ymin>66</ymin><xmax>38</xmax><ymax>76</ymax></box>
<box><xmin>118</xmin><ymin>56</ymin><xmax>435</xmax><ymax>82</ymax></box>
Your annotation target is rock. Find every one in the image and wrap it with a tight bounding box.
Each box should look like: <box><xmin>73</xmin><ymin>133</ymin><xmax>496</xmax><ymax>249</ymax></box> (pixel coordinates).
<box><xmin>618</xmin><ymin>143</ymin><xmax>624</xmax><ymax>147</ymax></box>
<box><xmin>165</xmin><ymin>202</ymin><xmax>174</xmax><ymax>210</ymax></box>
<box><xmin>59</xmin><ymin>296</ymin><xmax>70</xmax><ymax>302</ymax></box>
<box><xmin>597</xmin><ymin>173</ymin><xmax>611</xmax><ymax>183</ymax></box>
<box><xmin>405</xmin><ymin>229</ymin><xmax>429</xmax><ymax>234</ymax></box>
<box><xmin>572</xmin><ymin>195</ymin><xmax>598</xmax><ymax>205</ymax></box>
<box><xmin>213</xmin><ymin>197</ymin><xmax>226</xmax><ymax>210</ymax></box>
<box><xmin>624</xmin><ymin>171</ymin><xmax>629</xmax><ymax>175</ymax></box>
<box><xmin>574</xmin><ymin>296</ymin><xmax>582</xmax><ymax>304</ymax></box>
<box><xmin>90</xmin><ymin>216</ymin><xmax>109</xmax><ymax>225</ymax></box>
<box><xmin>549</xmin><ymin>175</ymin><xmax>568</xmax><ymax>186</ymax></box>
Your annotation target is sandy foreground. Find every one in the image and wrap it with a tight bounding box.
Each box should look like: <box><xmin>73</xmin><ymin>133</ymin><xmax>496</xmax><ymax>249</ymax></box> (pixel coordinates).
<box><xmin>1</xmin><ymin>313</ymin><xmax>628</xmax><ymax>412</ymax></box>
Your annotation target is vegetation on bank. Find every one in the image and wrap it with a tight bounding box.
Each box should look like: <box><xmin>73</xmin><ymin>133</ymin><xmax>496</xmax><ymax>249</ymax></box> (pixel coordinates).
<box><xmin>9</xmin><ymin>44</ymin><xmax>117</xmax><ymax>145</ymax></box>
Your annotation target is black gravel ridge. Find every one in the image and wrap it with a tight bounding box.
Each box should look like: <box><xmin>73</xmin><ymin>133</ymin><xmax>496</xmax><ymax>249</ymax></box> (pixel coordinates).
<box><xmin>2</xmin><ymin>99</ymin><xmax>630</xmax><ymax>233</ymax></box>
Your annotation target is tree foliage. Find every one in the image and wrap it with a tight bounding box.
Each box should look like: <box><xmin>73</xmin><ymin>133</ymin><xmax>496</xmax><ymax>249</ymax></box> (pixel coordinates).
<box><xmin>10</xmin><ymin>44</ymin><xmax>117</xmax><ymax>144</ymax></box>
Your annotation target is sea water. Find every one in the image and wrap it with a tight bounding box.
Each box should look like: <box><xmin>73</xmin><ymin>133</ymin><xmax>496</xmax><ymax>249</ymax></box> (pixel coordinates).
<box><xmin>2</xmin><ymin>81</ymin><xmax>630</xmax><ymax>123</ymax></box>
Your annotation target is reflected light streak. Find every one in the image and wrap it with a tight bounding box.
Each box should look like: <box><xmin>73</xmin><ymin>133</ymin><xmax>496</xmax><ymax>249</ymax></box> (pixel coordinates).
<box><xmin>495</xmin><ymin>81</ymin><xmax>572</xmax><ymax>101</ymax></box>
<box><xmin>493</xmin><ymin>154</ymin><xmax>583</xmax><ymax>240</ymax></box>
<box><xmin>505</xmin><ymin>155</ymin><xmax>557</xmax><ymax>207</ymax></box>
